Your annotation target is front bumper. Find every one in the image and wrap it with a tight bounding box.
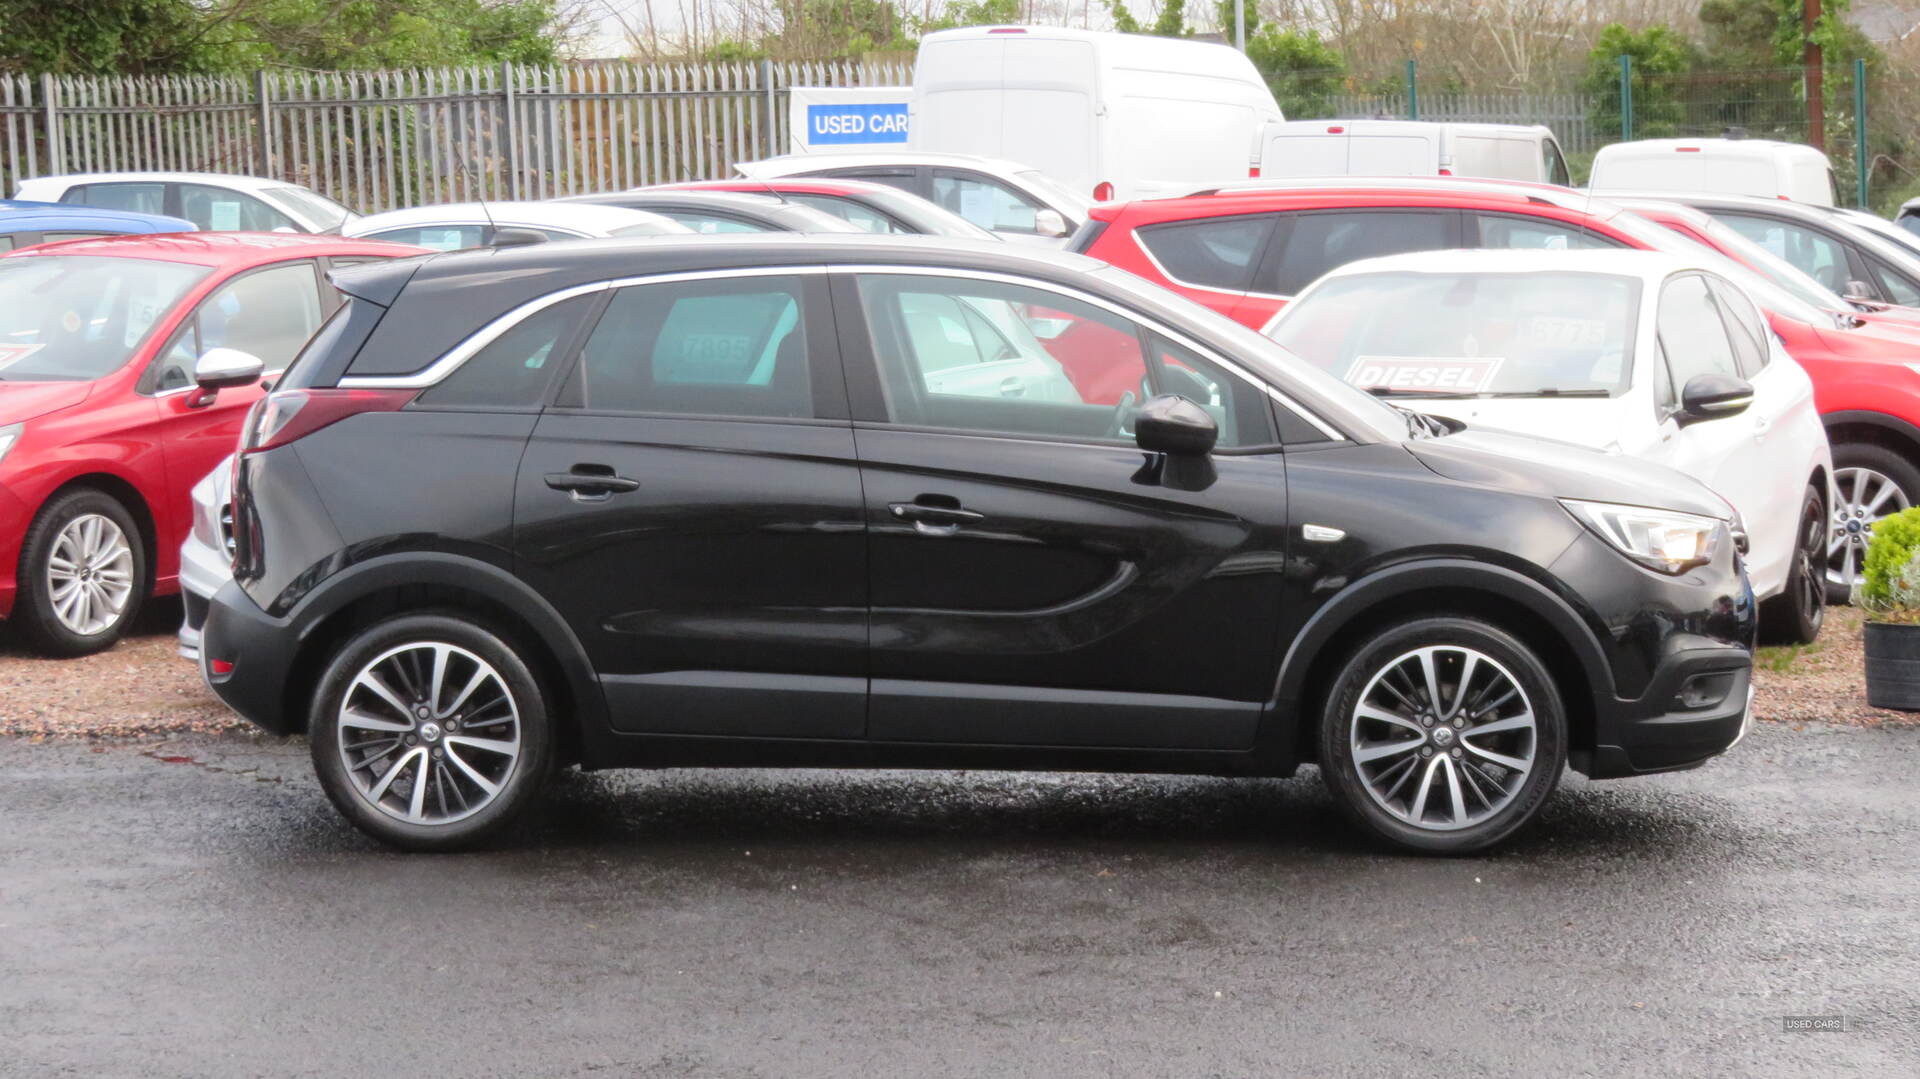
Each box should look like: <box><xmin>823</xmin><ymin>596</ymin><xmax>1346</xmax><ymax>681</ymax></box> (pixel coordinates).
<box><xmin>200</xmin><ymin>578</ymin><xmax>305</xmax><ymax>734</ymax></box>
<box><xmin>1584</xmin><ymin>645</ymin><xmax>1754</xmax><ymax>778</ymax></box>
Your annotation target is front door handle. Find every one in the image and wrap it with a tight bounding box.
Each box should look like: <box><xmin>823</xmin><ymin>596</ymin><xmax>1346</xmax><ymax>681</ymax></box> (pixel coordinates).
<box><xmin>889</xmin><ymin>498</ymin><xmax>984</xmax><ymax>536</ymax></box>
<box><xmin>545</xmin><ymin>467</ymin><xmax>640</xmax><ymax>502</ymax></box>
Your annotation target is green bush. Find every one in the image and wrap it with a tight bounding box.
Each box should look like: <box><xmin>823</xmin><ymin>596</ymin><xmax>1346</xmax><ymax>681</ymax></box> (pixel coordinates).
<box><xmin>1857</xmin><ymin>505</ymin><xmax>1920</xmax><ymax>612</ymax></box>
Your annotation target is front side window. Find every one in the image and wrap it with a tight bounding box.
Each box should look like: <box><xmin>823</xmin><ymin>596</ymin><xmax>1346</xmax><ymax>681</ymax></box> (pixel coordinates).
<box><xmin>571</xmin><ymin>276</ymin><xmax>813</xmax><ymax>418</ymax></box>
<box><xmin>258</xmin><ymin>185</ymin><xmax>354</xmax><ymax>232</ymax></box>
<box><xmin>857</xmin><ymin>273</ymin><xmax>1269</xmax><ymax>447</ymax></box>
<box><xmin>661</xmin><ymin>213</ymin><xmax>770</xmax><ymax>234</ymax></box>
<box><xmin>66</xmin><ymin>183</ymin><xmax>165</xmax><ymax>216</ymax></box>
<box><xmin>178</xmin><ymin>184</ymin><xmax>299</xmax><ymax>232</ymax></box>
<box><xmin>1265</xmin><ymin>270</ymin><xmax>1639</xmax><ymax>398</ymax></box>
<box><xmin>1137</xmin><ymin>215</ymin><xmax>1274</xmax><ymax>291</ymax></box>
<box><xmin>931</xmin><ymin>170</ymin><xmax>1045</xmax><ymax>233</ymax></box>
<box><xmin>1705</xmin><ymin>277</ymin><xmax>1770</xmax><ymax>376</ymax></box>
<box><xmin>0</xmin><ymin>255</ymin><xmax>209</xmax><ymax>381</ymax></box>
<box><xmin>824</xmin><ymin>169</ymin><xmax>917</xmax><ymax>196</ymax></box>
<box><xmin>1656</xmin><ymin>274</ymin><xmax>1741</xmax><ymax>409</ymax></box>
<box><xmin>149</xmin><ymin>261</ymin><xmax>325</xmax><ymax>391</ymax></box>
<box><xmin>1866</xmin><ymin>253</ymin><xmax>1920</xmax><ymax>307</ymax></box>
<box><xmin>1544</xmin><ymin>141</ymin><xmax>1572</xmax><ymax>186</ymax></box>
<box><xmin>419</xmin><ymin>294</ymin><xmax>596</xmax><ymax>409</ymax></box>
<box><xmin>0</xmin><ymin>235</ymin><xmax>17</xmax><ymax>251</ymax></box>
<box><xmin>1472</xmin><ymin>214</ymin><xmax>1615</xmax><ymax>252</ymax></box>
<box><xmin>1263</xmin><ymin>211</ymin><xmax>1454</xmax><ymax>296</ymax></box>
<box><xmin>788</xmin><ymin>194</ymin><xmax>909</xmax><ymax>235</ymax></box>
<box><xmin>1716</xmin><ymin>213</ymin><xmax>1853</xmax><ymax>293</ymax></box>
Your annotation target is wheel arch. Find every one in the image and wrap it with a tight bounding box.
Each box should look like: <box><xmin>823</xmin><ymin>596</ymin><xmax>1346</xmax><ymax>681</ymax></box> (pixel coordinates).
<box><xmin>279</xmin><ymin>554</ymin><xmax>605</xmax><ymax>761</ymax></box>
<box><xmin>35</xmin><ymin>472</ymin><xmax>159</xmax><ymax>594</ymax></box>
<box><xmin>1263</xmin><ymin>560</ymin><xmax>1613</xmax><ymax>776</ymax></box>
<box><xmin>1823</xmin><ymin>410</ymin><xmax>1920</xmax><ymax>470</ymax></box>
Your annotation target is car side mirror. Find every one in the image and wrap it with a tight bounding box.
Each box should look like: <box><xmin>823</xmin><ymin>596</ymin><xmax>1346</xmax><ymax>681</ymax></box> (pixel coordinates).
<box><xmin>1678</xmin><ymin>373</ymin><xmax>1753</xmax><ymax>427</ymax></box>
<box><xmin>1843</xmin><ymin>279</ymin><xmax>1879</xmax><ymax>303</ymax></box>
<box><xmin>1033</xmin><ymin>209</ymin><xmax>1069</xmax><ymax>238</ymax></box>
<box><xmin>1135</xmin><ymin>393</ymin><xmax>1218</xmax><ymax>455</ymax></box>
<box><xmin>194</xmin><ymin>347</ymin><xmax>265</xmax><ymax>391</ymax></box>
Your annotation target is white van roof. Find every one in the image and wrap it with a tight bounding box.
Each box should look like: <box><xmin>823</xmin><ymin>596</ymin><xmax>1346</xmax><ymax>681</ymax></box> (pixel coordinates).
<box><xmin>1594</xmin><ymin>137</ymin><xmax>1826</xmax><ymax>163</ymax></box>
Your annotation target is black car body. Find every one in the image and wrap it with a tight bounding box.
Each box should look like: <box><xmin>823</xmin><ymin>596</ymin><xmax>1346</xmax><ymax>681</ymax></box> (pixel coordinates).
<box><xmin>199</xmin><ymin>236</ymin><xmax>1756</xmax><ymax>852</ymax></box>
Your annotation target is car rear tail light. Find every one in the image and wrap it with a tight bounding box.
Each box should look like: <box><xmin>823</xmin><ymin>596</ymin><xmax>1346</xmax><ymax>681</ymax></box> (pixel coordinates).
<box><xmin>240</xmin><ymin>387</ymin><xmax>416</xmax><ymax>454</ymax></box>
<box><xmin>1438</xmin><ymin>168</ymin><xmax>1453</xmax><ymax>176</ymax></box>
<box><xmin>987</xmin><ymin>27</ymin><xmax>1027</xmax><ymax>33</ymax></box>
<box><xmin>1093</xmin><ymin>181</ymin><xmax>1115</xmax><ymax>201</ymax></box>
<box><xmin>209</xmin><ymin>658</ymin><xmax>234</xmax><ymax>676</ymax></box>
<box><xmin>1676</xmin><ymin>146</ymin><xmax>1701</xmax><ymax>152</ymax></box>
<box><xmin>1327</xmin><ymin>125</ymin><xmax>1344</xmax><ymax>134</ymax></box>
<box><xmin>1248</xmin><ymin>166</ymin><xmax>1260</xmax><ymax>178</ymax></box>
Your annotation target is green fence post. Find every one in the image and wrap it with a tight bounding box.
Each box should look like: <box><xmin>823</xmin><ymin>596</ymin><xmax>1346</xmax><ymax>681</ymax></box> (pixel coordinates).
<box><xmin>1619</xmin><ymin>55</ymin><xmax>1633</xmax><ymax>142</ymax></box>
<box><xmin>1856</xmin><ymin>57</ymin><xmax>1870</xmax><ymax>209</ymax></box>
<box><xmin>1406</xmin><ymin>59</ymin><xmax>1418</xmax><ymax>121</ymax></box>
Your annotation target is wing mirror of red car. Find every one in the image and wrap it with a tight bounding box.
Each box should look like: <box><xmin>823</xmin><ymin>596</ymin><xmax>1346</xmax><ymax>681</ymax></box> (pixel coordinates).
<box><xmin>189</xmin><ymin>348</ymin><xmax>266</xmax><ymax>407</ymax></box>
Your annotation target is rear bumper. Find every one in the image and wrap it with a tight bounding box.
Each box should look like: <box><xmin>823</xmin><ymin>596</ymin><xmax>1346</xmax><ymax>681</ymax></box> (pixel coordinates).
<box><xmin>200</xmin><ymin>578</ymin><xmax>304</xmax><ymax>734</ymax></box>
<box><xmin>1585</xmin><ymin>645</ymin><xmax>1754</xmax><ymax>779</ymax></box>
<box><xmin>174</xmin><ymin>533</ymin><xmax>230</xmax><ymax>661</ymax></box>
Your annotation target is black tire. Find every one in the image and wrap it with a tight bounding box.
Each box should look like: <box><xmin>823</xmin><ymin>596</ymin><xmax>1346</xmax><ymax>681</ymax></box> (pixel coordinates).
<box><xmin>1760</xmin><ymin>484</ymin><xmax>1827</xmax><ymax>646</ymax></box>
<box><xmin>1828</xmin><ymin>443</ymin><xmax>1920</xmax><ymax>603</ymax></box>
<box><xmin>1318</xmin><ymin>616</ymin><xmax>1568</xmax><ymax>854</ymax></box>
<box><xmin>13</xmin><ymin>488</ymin><xmax>147</xmax><ymax>657</ymax></box>
<box><xmin>309</xmin><ymin>612</ymin><xmax>555</xmax><ymax>851</ymax></box>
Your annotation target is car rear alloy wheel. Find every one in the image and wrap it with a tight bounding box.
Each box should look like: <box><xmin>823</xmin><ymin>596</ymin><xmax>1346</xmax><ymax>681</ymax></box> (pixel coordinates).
<box><xmin>336</xmin><ymin>642</ymin><xmax>521</xmax><ymax>825</ymax></box>
<box><xmin>1829</xmin><ymin>453</ymin><xmax>1917</xmax><ymax>601</ymax></box>
<box><xmin>311</xmin><ymin>614</ymin><xmax>553</xmax><ymax>850</ymax></box>
<box><xmin>1320</xmin><ymin>618</ymin><xmax>1566</xmax><ymax>853</ymax></box>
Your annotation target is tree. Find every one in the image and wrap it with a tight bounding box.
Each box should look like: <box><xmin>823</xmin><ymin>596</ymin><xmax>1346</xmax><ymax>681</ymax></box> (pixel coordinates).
<box><xmin>916</xmin><ymin>0</ymin><xmax>1023</xmax><ymax>34</ymax></box>
<box><xmin>0</xmin><ymin>0</ymin><xmax>211</xmax><ymax>74</ymax></box>
<box><xmin>1151</xmin><ymin>0</ymin><xmax>1192</xmax><ymax>38</ymax></box>
<box><xmin>1248</xmin><ymin>27</ymin><xmax>1346</xmax><ymax>118</ymax></box>
<box><xmin>1105</xmin><ymin>0</ymin><xmax>1144</xmax><ymax>34</ymax></box>
<box><xmin>1581</xmin><ymin>22</ymin><xmax>1695</xmax><ymax>138</ymax></box>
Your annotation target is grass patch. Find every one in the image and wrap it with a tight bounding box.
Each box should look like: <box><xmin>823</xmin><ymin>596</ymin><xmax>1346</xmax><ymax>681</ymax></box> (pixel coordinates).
<box><xmin>1757</xmin><ymin>638</ymin><xmax>1826</xmax><ymax>674</ymax></box>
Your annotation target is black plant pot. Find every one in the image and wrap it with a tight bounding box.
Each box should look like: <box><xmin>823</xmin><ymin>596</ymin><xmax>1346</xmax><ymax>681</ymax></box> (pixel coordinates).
<box><xmin>1864</xmin><ymin>621</ymin><xmax>1920</xmax><ymax>711</ymax></box>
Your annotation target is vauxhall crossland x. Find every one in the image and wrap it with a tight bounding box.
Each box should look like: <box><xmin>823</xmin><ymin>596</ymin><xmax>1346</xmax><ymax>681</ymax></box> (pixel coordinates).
<box><xmin>199</xmin><ymin>236</ymin><xmax>1757</xmax><ymax>853</ymax></box>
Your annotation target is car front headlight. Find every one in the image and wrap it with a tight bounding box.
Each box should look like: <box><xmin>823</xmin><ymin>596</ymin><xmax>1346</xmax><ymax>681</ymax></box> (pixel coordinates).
<box><xmin>1561</xmin><ymin>498</ymin><xmax>1725</xmax><ymax>576</ymax></box>
<box><xmin>0</xmin><ymin>422</ymin><xmax>21</xmax><ymax>466</ymax></box>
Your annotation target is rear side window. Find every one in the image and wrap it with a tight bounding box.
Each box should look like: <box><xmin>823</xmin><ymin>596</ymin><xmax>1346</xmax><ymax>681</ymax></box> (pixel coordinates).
<box><xmin>365</xmin><ymin>225</ymin><xmax>484</xmax><ymax>251</ymax></box>
<box><xmin>662</xmin><ymin>213</ymin><xmax>770</xmax><ymax>234</ymax></box>
<box><xmin>0</xmin><ymin>235</ymin><xmax>15</xmax><ymax>251</ymax></box>
<box><xmin>417</xmin><ymin>294</ymin><xmax>595</xmax><ymax>409</ymax></box>
<box><xmin>66</xmin><ymin>182</ymin><xmax>165</xmax><ymax>215</ymax></box>
<box><xmin>1262</xmin><ymin>211</ymin><xmax>1453</xmax><ymax>296</ymax></box>
<box><xmin>1137</xmin><ymin>215</ymin><xmax>1274</xmax><ymax>291</ymax></box>
<box><xmin>789</xmin><ymin>194</ymin><xmax>910</xmax><ymax>235</ymax></box>
<box><xmin>178</xmin><ymin>184</ymin><xmax>298</xmax><ymax>232</ymax></box>
<box><xmin>570</xmin><ymin>276</ymin><xmax>813</xmax><ymax>419</ymax></box>
<box><xmin>1471</xmin><ymin>214</ymin><xmax>1615</xmax><ymax>251</ymax></box>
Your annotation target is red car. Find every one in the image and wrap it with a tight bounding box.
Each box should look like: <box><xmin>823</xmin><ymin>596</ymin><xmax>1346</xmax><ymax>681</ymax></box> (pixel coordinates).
<box><xmin>0</xmin><ymin>232</ymin><xmax>422</xmax><ymax>654</ymax></box>
<box><xmin>1071</xmin><ymin>177</ymin><xmax>1920</xmax><ymax>597</ymax></box>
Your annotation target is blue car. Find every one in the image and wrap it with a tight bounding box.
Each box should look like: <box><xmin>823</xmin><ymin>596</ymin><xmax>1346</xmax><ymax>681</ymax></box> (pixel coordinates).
<box><xmin>0</xmin><ymin>199</ymin><xmax>195</xmax><ymax>251</ymax></box>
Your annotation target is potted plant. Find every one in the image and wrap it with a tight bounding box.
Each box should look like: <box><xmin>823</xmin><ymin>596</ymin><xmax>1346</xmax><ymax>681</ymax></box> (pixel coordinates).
<box><xmin>1856</xmin><ymin>505</ymin><xmax>1920</xmax><ymax>710</ymax></box>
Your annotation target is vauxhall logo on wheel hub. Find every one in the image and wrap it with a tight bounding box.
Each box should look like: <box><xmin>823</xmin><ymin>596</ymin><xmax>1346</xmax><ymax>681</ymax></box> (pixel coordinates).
<box><xmin>1431</xmin><ymin>725</ymin><xmax>1456</xmax><ymax>747</ymax></box>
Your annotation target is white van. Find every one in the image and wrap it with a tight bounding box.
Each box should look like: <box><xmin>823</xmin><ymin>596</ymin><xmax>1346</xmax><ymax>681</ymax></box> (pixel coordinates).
<box><xmin>1255</xmin><ymin>120</ymin><xmax>1571</xmax><ymax>185</ymax></box>
<box><xmin>909</xmin><ymin>25</ymin><xmax>1284</xmax><ymax>202</ymax></box>
<box><xmin>1588</xmin><ymin>138</ymin><xmax>1836</xmax><ymax>206</ymax></box>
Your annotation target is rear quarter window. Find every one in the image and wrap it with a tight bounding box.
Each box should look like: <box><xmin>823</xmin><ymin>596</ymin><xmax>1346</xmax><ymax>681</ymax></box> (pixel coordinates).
<box><xmin>1136</xmin><ymin>215</ymin><xmax>1275</xmax><ymax>291</ymax></box>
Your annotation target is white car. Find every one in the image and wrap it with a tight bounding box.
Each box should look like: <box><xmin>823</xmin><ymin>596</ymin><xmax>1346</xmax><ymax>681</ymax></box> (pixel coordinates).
<box><xmin>14</xmin><ymin>171</ymin><xmax>358</xmax><ymax>233</ymax></box>
<box><xmin>736</xmin><ymin>151</ymin><xmax>1091</xmax><ymax>244</ymax></box>
<box><xmin>1263</xmin><ymin>248</ymin><xmax>1833</xmax><ymax>643</ymax></box>
<box><xmin>177</xmin><ymin>455</ymin><xmax>233</xmax><ymax>661</ymax></box>
<box><xmin>344</xmin><ymin>201</ymin><xmax>690</xmax><ymax>249</ymax></box>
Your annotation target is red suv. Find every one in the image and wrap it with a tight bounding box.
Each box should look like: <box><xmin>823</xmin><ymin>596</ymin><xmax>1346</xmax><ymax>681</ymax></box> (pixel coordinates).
<box><xmin>0</xmin><ymin>232</ymin><xmax>421</xmax><ymax>654</ymax></box>
<box><xmin>1072</xmin><ymin>178</ymin><xmax>1920</xmax><ymax>597</ymax></box>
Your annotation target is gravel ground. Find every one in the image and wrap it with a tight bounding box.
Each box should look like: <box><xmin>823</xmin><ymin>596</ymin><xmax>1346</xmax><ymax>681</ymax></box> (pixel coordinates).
<box><xmin>1</xmin><ymin>597</ymin><xmax>1914</xmax><ymax>739</ymax></box>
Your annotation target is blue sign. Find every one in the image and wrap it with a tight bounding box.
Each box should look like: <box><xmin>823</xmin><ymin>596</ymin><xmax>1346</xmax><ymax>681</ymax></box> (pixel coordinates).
<box><xmin>807</xmin><ymin>103</ymin><xmax>909</xmax><ymax>145</ymax></box>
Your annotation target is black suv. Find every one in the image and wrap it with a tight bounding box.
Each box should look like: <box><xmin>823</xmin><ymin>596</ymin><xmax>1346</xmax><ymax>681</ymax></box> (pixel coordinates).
<box><xmin>200</xmin><ymin>236</ymin><xmax>1756</xmax><ymax>853</ymax></box>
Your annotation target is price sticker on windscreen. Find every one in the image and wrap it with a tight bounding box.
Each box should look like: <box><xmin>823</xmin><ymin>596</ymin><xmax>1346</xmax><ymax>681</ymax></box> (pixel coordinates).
<box><xmin>0</xmin><ymin>343</ymin><xmax>43</xmax><ymax>371</ymax></box>
<box><xmin>1346</xmin><ymin>356</ymin><xmax>1505</xmax><ymax>394</ymax></box>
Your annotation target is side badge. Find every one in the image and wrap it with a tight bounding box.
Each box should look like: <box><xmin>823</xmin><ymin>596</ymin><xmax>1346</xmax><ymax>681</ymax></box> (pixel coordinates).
<box><xmin>1302</xmin><ymin>524</ymin><xmax>1345</xmax><ymax>544</ymax></box>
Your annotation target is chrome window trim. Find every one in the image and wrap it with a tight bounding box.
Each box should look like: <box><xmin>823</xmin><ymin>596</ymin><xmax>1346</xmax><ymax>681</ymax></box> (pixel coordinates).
<box><xmin>830</xmin><ymin>263</ymin><xmax>1345</xmax><ymax>441</ymax></box>
<box><xmin>337</xmin><ymin>266</ymin><xmax>828</xmax><ymax>389</ymax></box>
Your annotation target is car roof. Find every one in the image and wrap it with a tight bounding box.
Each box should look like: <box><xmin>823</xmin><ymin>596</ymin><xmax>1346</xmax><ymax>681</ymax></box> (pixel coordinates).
<box><xmin>1104</xmin><ymin>176</ymin><xmax>1624</xmax><ymax>219</ymax></box>
<box><xmin>661</xmin><ymin>177</ymin><xmax>918</xmax><ymax>200</ymax></box>
<box><xmin>0</xmin><ymin>198</ymin><xmax>195</xmax><ymax>232</ymax></box>
<box><xmin>344</xmin><ymin>201</ymin><xmax>691</xmax><ymax>236</ymax></box>
<box><xmin>2</xmin><ymin>230</ymin><xmax>422</xmax><ymax>267</ymax></box>
<box><xmin>739</xmin><ymin>151</ymin><xmax>1039</xmax><ymax>178</ymax></box>
<box><xmin>1322</xmin><ymin>247</ymin><xmax>1706</xmax><ymax>284</ymax></box>
<box><xmin>16</xmin><ymin>171</ymin><xmax>292</xmax><ymax>193</ymax></box>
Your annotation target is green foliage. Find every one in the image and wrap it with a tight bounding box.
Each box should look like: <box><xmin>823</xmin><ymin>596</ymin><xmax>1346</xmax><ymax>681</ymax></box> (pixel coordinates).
<box><xmin>771</xmin><ymin>0</ymin><xmax>912</xmax><ymax>58</ymax></box>
<box><xmin>1248</xmin><ymin>29</ymin><xmax>1346</xmax><ymax>118</ymax></box>
<box><xmin>1581</xmin><ymin>23</ymin><xmax>1696</xmax><ymax>138</ymax></box>
<box><xmin>0</xmin><ymin>0</ymin><xmax>563</xmax><ymax>74</ymax></box>
<box><xmin>1857</xmin><ymin>506</ymin><xmax>1920</xmax><ymax>613</ymax></box>
<box><xmin>1151</xmin><ymin>0</ymin><xmax>1192</xmax><ymax>38</ymax></box>
<box><xmin>1106</xmin><ymin>0</ymin><xmax>1144</xmax><ymax>34</ymax></box>
<box><xmin>916</xmin><ymin>0</ymin><xmax>1022</xmax><ymax>34</ymax></box>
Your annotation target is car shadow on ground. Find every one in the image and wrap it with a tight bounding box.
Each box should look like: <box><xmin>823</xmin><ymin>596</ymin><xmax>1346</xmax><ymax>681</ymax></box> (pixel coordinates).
<box><xmin>0</xmin><ymin>594</ymin><xmax>184</xmax><ymax>658</ymax></box>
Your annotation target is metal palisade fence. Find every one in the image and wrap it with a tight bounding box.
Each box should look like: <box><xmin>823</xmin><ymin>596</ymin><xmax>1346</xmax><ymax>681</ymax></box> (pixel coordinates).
<box><xmin>0</xmin><ymin>61</ymin><xmax>910</xmax><ymax>212</ymax></box>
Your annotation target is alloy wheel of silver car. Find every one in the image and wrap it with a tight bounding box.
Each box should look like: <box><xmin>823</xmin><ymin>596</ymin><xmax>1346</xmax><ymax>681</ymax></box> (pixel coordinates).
<box><xmin>1828</xmin><ymin>466</ymin><xmax>1911</xmax><ymax>593</ymax></box>
<box><xmin>44</xmin><ymin>513</ymin><xmax>136</xmax><ymax>636</ymax></box>
<box><xmin>1348</xmin><ymin>645</ymin><xmax>1538</xmax><ymax>832</ymax></box>
<box><xmin>335</xmin><ymin>641</ymin><xmax>522</xmax><ymax>825</ymax></box>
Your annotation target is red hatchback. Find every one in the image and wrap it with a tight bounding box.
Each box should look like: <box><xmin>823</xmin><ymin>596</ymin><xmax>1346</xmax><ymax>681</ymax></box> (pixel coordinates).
<box><xmin>0</xmin><ymin>232</ymin><xmax>422</xmax><ymax>654</ymax></box>
<box><xmin>1073</xmin><ymin>178</ymin><xmax>1920</xmax><ymax>596</ymax></box>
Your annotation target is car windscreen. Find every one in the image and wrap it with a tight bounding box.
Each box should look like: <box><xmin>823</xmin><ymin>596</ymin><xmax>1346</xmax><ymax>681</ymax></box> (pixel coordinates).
<box><xmin>865</xmin><ymin>188</ymin><xmax>999</xmax><ymax>240</ymax></box>
<box><xmin>1266</xmin><ymin>271</ymin><xmax>1639</xmax><ymax>398</ymax></box>
<box><xmin>1607</xmin><ymin>208</ymin><xmax>1831</xmax><ymax>326</ymax></box>
<box><xmin>0</xmin><ymin>255</ymin><xmax>210</xmax><ymax>381</ymax></box>
<box><xmin>260</xmin><ymin>185</ymin><xmax>356</xmax><ymax>232</ymax></box>
<box><xmin>1014</xmin><ymin>169</ymin><xmax>1093</xmax><ymax>217</ymax></box>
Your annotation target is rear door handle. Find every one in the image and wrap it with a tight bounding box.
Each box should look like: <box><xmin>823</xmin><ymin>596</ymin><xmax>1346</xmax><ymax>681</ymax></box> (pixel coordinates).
<box><xmin>545</xmin><ymin>468</ymin><xmax>641</xmax><ymax>501</ymax></box>
<box><xmin>889</xmin><ymin>499</ymin><xmax>984</xmax><ymax>535</ymax></box>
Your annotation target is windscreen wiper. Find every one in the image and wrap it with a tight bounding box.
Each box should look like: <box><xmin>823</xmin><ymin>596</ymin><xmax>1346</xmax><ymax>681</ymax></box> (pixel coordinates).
<box><xmin>1480</xmin><ymin>388</ymin><xmax>1611</xmax><ymax>398</ymax></box>
<box><xmin>1364</xmin><ymin>386</ymin><xmax>1481</xmax><ymax>399</ymax></box>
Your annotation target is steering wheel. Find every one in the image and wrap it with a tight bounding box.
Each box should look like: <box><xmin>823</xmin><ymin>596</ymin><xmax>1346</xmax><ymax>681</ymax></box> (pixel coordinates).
<box><xmin>1106</xmin><ymin>389</ymin><xmax>1137</xmax><ymax>439</ymax></box>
